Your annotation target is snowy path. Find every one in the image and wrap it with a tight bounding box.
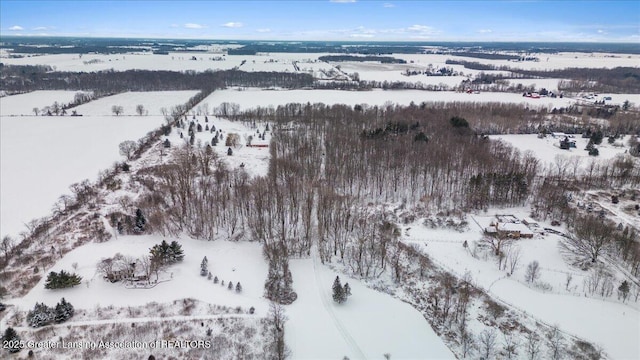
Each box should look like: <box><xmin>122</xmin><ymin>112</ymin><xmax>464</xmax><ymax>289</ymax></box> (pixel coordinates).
<box><xmin>310</xmin><ymin>246</ymin><xmax>367</xmax><ymax>360</ymax></box>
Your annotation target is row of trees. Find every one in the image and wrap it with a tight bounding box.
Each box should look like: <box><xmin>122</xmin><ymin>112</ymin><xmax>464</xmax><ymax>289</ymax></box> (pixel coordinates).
<box><xmin>26</xmin><ymin>298</ymin><xmax>74</xmax><ymax>327</ymax></box>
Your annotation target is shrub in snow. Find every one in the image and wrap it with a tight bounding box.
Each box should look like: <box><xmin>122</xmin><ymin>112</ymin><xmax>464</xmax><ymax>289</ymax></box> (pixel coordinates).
<box><xmin>44</xmin><ymin>270</ymin><xmax>82</xmax><ymax>289</ymax></box>
<box><xmin>213</xmin><ymin>276</ymin><xmax>219</xmax><ymax>284</ymax></box>
<box><xmin>249</xmin><ymin>306</ymin><xmax>255</xmax><ymax>314</ymax></box>
<box><xmin>236</xmin><ymin>282</ymin><xmax>242</xmax><ymax>293</ymax></box>
<box><xmin>207</xmin><ymin>272</ymin><xmax>212</xmax><ymax>280</ymax></box>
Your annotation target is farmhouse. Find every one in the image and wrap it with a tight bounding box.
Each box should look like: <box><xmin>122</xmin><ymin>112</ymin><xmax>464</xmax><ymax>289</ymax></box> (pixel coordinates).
<box><xmin>484</xmin><ymin>215</ymin><xmax>535</xmax><ymax>239</ymax></box>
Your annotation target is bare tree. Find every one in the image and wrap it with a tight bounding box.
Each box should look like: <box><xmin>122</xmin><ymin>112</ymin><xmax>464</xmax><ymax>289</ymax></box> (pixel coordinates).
<box><xmin>478</xmin><ymin>328</ymin><xmax>497</xmax><ymax>360</ymax></box>
<box><xmin>525</xmin><ymin>260</ymin><xmax>540</xmax><ymax>283</ymax></box>
<box><xmin>561</xmin><ymin>215</ymin><xmax>614</xmax><ymax>264</ymax></box>
<box><xmin>111</xmin><ymin>105</ymin><xmax>124</xmax><ymax>116</ymax></box>
<box><xmin>547</xmin><ymin>325</ymin><xmax>564</xmax><ymax>360</ymax></box>
<box><xmin>1</xmin><ymin>235</ymin><xmax>15</xmax><ymax>262</ymax></box>
<box><xmin>32</xmin><ymin>107</ymin><xmax>39</xmax><ymax>116</ymax></box>
<box><xmin>264</xmin><ymin>302</ymin><xmax>290</xmax><ymax>360</ymax></box>
<box><xmin>135</xmin><ymin>104</ymin><xmax>146</xmax><ymax>116</ymax></box>
<box><xmin>503</xmin><ymin>332</ymin><xmax>518</xmax><ymax>359</ymax></box>
<box><xmin>119</xmin><ymin>140</ymin><xmax>137</xmax><ymax>161</ymax></box>
<box><xmin>506</xmin><ymin>244</ymin><xmax>522</xmax><ymax>275</ymax></box>
<box><xmin>460</xmin><ymin>330</ymin><xmax>475</xmax><ymax>358</ymax></box>
<box><xmin>525</xmin><ymin>332</ymin><xmax>542</xmax><ymax>360</ymax></box>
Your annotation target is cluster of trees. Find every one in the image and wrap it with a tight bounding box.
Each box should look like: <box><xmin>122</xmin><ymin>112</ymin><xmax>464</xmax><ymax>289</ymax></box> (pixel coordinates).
<box><xmin>264</xmin><ymin>243</ymin><xmax>297</xmax><ymax>305</ymax></box>
<box><xmin>318</xmin><ymin>55</ymin><xmax>406</xmax><ymax>64</ymax></box>
<box><xmin>26</xmin><ymin>298</ymin><xmax>74</xmax><ymax>327</ymax></box>
<box><xmin>44</xmin><ymin>270</ymin><xmax>82</xmax><ymax>289</ymax></box>
<box><xmin>150</xmin><ymin>240</ymin><xmax>184</xmax><ymax>266</ymax></box>
<box><xmin>0</xmin><ymin>67</ymin><xmax>314</xmax><ymax>93</ymax></box>
<box><xmin>332</xmin><ymin>276</ymin><xmax>351</xmax><ymax>304</ymax></box>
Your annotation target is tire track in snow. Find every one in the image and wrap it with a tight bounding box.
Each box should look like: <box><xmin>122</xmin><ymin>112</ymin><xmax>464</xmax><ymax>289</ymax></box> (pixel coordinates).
<box><xmin>311</xmin><ymin>246</ymin><xmax>366</xmax><ymax>360</ymax></box>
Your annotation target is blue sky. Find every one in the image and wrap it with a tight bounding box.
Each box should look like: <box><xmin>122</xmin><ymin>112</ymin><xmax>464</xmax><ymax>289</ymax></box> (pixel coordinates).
<box><xmin>1</xmin><ymin>0</ymin><xmax>639</xmax><ymax>42</ymax></box>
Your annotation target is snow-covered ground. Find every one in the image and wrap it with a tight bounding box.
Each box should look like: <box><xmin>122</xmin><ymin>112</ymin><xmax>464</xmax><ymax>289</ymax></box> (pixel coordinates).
<box><xmin>6</xmin><ymin>236</ymin><xmax>269</xmax><ymax>313</ymax></box>
<box><xmin>201</xmin><ymin>88</ymin><xmax>578</xmax><ymax>110</ymax></box>
<box><xmin>0</xmin><ymin>90</ymin><xmax>89</xmax><ymax>116</ymax></box>
<box><xmin>492</xmin><ymin>134</ymin><xmax>632</xmax><ymax>172</ymax></box>
<box><xmin>402</xmin><ymin>210</ymin><xmax>640</xmax><ymax>360</ymax></box>
<box><xmin>0</xmin><ymin>91</ymin><xmax>197</xmax><ymax>238</ymax></box>
<box><xmin>166</xmin><ymin>115</ymin><xmax>272</xmax><ymax>178</ymax></box>
<box><xmin>287</xmin><ymin>251</ymin><xmax>454</xmax><ymax>360</ymax></box>
<box><xmin>71</xmin><ymin>90</ymin><xmax>199</xmax><ymax>116</ymax></box>
<box><xmin>4</xmin><ymin>232</ymin><xmax>454</xmax><ymax>360</ymax></box>
<box><xmin>0</xmin><ymin>52</ymin><xmax>333</xmax><ymax>74</ymax></box>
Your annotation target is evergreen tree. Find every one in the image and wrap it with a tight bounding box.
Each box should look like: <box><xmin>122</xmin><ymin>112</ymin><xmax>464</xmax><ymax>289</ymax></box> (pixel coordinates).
<box><xmin>343</xmin><ymin>283</ymin><xmax>351</xmax><ymax>299</ymax></box>
<box><xmin>189</xmin><ymin>133</ymin><xmax>195</xmax><ymax>146</ymax></box>
<box><xmin>227</xmin><ymin>147</ymin><xmax>233</xmax><ymax>156</ymax></box>
<box><xmin>26</xmin><ymin>302</ymin><xmax>55</xmax><ymax>327</ymax></box>
<box><xmin>236</xmin><ymin>282</ymin><xmax>242</xmax><ymax>293</ymax></box>
<box><xmin>134</xmin><ymin>208</ymin><xmax>146</xmax><ymax>233</ymax></box>
<box><xmin>207</xmin><ymin>272</ymin><xmax>212</xmax><ymax>280</ymax></box>
<box><xmin>54</xmin><ymin>298</ymin><xmax>74</xmax><ymax>323</ymax></box>
<box><xmin>44</xmin><ymin>270</ymin><xmax>82</xmax><ymax>289</ymax></box>
<box><xmin>169</xmin><ymin>241</ymin><xmax>184</xmax><ymax>262</ymax></box>
<box><xmin>2</xmin><ymin>327</ymin><xmax>21</xmax><ymax>353</ymax></box>
<box><xmin>163</xmin><ymin>139</ymin><xmax>171</xmax><ymax>148</ymax></box>
<box><xmin>619</xmin><ymin>280</ymin><xmax>630</xmax><ymax>302</ymax></box>
<box><xmin>332</xmin><ymin>276</ymin><xmax>345</xmax><ymax>304</ymax></box>
<box><xmin>228</xmin><ymin>281</ymin><xmax>233</xmax><ymax>290</ymax></box>
<box><xmin>214</xmin><ymin>276</ymin><xmax>219</xmax><ymax>284</ymax></box>
<box><xmin>200</xmin><ymin>256</ymin><xmax>209</xmax><ymax>276</ymax></box>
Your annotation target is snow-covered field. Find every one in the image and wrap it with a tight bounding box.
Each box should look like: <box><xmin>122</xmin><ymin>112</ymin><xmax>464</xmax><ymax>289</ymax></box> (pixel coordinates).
<box><xmin>7</xmin><ymin>236</ymin><xmax>269</xmax><ymax>312</ymax></box>
<box><xmin>202</xmin><ymin>88</ymin><xmax>577</xmax><ymax>110</ymax></box>
<box><xmin>403</xmin><ymin>210</ymin><xmax>640</xmax><ymax>360</ymax></box>
<box><xmin>492</xmin><ymin>134</ymin><xmax>632</xmax><ymax>171</ymax></box>
<box><xmin>0</xmin><ymin>90</ymin><xmax>89</xmax><ymax>116</ymax></box>
<box><xmin>4</xmin><ymin>232</ymin><xmax>454</xmax><ymax>360</ymax></box>
<box><xmin>71</xmin><ymin>90</ymin><xmax>199</xmax><ymax>116</ymax></box>
<box><xmin>287</xmin><ymin>252</ymin><xmax>454</xmax><ymax>360</ymax></box>
<box><xmin>0</xmin><ymin>52</ymin><xmax>332</xmax><ymax>73</ymax></box>
<box><xmin>0</xmin><ymin>90</ymin><xmax>195</xmax><ymax>239</ymax></box>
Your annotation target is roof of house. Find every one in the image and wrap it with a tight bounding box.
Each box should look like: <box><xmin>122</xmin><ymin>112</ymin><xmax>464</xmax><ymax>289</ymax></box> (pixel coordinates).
<box><xmin>498</xmin><ymin>222</ymin><xmax>534</xmax><ymax>235</ymax></box>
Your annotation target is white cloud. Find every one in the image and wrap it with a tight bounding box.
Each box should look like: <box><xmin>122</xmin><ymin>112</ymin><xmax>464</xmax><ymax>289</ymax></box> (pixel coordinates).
<box><xmin>478</xmin><ymin>29</ymin><xmax>493</xmax><ymax>33</ymax></box>
<box><xmin>184</xmin><ymin>23</ymin><xmax>206</xmax><ymax>29</ymax></box>
<box><xmin>257</xmin><ymin>28</ymin><xmax>271</xmax><ymax>33</ymax></box>
<box><xmin>9</xmin><ymin>25</ymin><xmax>24</xmax><ymax>31</ymax></box>
<box><xmin>408</xmin><ymin>25</ymin><xmax>433</xmax><ymax>32</ymax></box>
<box><xmin>32</xmin><ymin>26</ymin><xmax>49</xmax><ymax>31</ymax></box>
<box><xmin>350</xmin><ymin>33</ymin><xmax>374</xmax><ymax>38</ymax></box>
<box><xmin>170</xmin><ymin>24</ymin><xmax>179</xmax><ymax>28</ymax></box>
<box><xmin>330</xmin><ymin>0</ymin><xmax>356</xmax><ymax>3</ymax></box>
<box><xmin>597</xmin><ymin>29</ymin><xmax>607</xmax><ymax>34</ymax></box>
<box><xmin>383</xmin><ymin>3</ymin><xmax>395</xmax><ymax>7</ymax></box>
<box><xmin>222</xmin><ymin>22</ymin><xmax>243</xmax><ymax>28</ymax></box>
